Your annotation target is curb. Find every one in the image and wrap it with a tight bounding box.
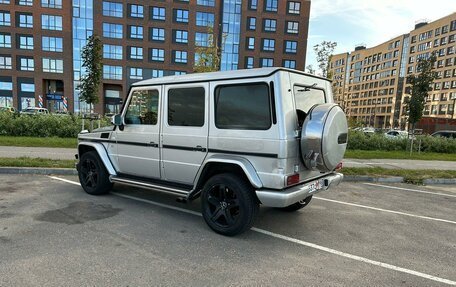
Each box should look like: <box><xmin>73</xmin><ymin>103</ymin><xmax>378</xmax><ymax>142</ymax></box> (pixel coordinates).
<box><xmin>344</xmin><ymin>176</ymin><xmax>404</xmax><ymax>183</ymax></box>
<box><xmin>0</xmin><ymin>167</ymin><xmax>77</xmax><ymax>175</ymax></box>
<box><xmin>423</xmin><ymin>178</ymin><xmax>456</xmax><ymax>185</ymax></box>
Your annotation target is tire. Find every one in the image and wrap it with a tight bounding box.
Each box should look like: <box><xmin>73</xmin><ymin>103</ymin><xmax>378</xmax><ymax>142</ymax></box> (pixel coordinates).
<box><xmin>201</xmin><ymin>173</ymin><xmax>259</xmax><ymax>236</ymax></box>
<box><xmin>78</xmin><ymin>151</ymin><xmax>113</xmax><ymax>195</ymax></box>
<box><xmin>280</xmin><ymin>195</ymin><xmax>313</xmax><ymax>212</ymax></box>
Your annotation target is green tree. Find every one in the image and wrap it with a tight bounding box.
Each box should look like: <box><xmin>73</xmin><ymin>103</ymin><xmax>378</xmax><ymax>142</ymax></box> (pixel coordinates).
<box><xmin>404</xmin><ymin>53</ymin><xmax>437</xmax><ymax>131</ymax></box>
<box><xmin>313</xmin><ymin>41</ymin><xmax>337</xmax><ymax>78</ymax></box>
<box><xmin>78</xmin><ymin>35</ymin><xmax>103</xmax><ymax>112</ymax></box>
<box><xmin>193</xmin><ymin>26</ymin><xmax>224</xmax><ymax>73</ymax></box>
<box><xmin>305</xmin><ymin>64</ymin><xmax>315</xmax><ymax>74</ymax></box>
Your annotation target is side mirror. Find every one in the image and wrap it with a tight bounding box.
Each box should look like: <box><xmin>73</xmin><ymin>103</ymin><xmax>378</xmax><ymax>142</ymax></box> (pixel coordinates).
<box><xmin>111</xmin><ymin>114</ymin><xmax>124</xmax><ymax>126</ymax></box>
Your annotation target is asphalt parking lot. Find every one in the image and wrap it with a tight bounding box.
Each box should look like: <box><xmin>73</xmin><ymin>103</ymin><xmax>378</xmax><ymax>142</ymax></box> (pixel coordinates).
<box><xmin>0</xmin><ymin>175</ymin><xmax>455</xmax><ymax>286</ymax></box>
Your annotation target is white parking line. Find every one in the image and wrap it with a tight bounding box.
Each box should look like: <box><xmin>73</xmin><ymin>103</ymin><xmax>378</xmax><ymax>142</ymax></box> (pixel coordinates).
<box><xmin>48</xmin><ymin>175</ymin><xmax>456</xmax><ymax>286</ymax></box>
<box><xmin>313</xmin><ymin>197</ymin><xmax>456</xmax><ymax>225</ymax></box>
<box><xmin>363</xmin><ymin>183</ymin><xmax>456</xmax><ymax>198</ymax></box>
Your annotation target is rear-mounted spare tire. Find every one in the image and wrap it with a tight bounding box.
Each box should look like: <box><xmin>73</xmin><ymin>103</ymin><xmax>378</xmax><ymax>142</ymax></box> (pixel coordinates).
<box><xmin>300</xmin><ymin>104</ymin><xmax>348</xmax><ymax>172</ymax></box>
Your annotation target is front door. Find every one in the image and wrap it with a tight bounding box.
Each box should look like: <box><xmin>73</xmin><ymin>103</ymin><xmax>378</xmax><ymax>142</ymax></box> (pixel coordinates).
<box><xmin>161</xmin><ymin>83</ymin><xmax>209</xmax><ymax>185</ymax></box>
<box><xmin>113</xmin><ymin>87</ymin><xmax>161</xmax><ymax>179</ymax></box>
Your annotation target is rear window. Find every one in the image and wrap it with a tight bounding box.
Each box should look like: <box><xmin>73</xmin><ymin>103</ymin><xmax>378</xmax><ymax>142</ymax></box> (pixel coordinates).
<box><xmin>215</xmin><ymin>83</ymin><xmax>271</xmax><ymax>130</ymax></box>
<box><xmin>293</xmin><ymin>85</ymin><xmax>326</xmax><ymax>113</ymax></box>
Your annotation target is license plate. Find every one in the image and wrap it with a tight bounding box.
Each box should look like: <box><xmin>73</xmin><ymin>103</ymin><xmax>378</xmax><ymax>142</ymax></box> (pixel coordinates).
<box><xmin>309</xmin><ymin>179</ymin><xmax>324</xmax><ymax>193</ymax></box>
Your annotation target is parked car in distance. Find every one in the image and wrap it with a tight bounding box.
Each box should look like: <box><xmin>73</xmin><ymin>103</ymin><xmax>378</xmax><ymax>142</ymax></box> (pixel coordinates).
<box><xmin>385</xmin><ymin>130</ymin><xmax>408</xmax><ymax>138</ymax></box>
<box><xmin>20</xmin><ymin>107</ymin><xmax>49</xmax><ymax>115</ymax></box>
<box><xmin>431</xmin><ymin>130</ymin><xmax>456</xmax><ymax>139</ymax></box>
<box><xmin>0</xmin><ymin>107</ymin><xmax>16</xmax><ymax>113</ymax></box>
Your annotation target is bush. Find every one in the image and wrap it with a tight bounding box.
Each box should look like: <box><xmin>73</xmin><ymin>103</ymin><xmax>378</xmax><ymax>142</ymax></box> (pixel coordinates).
<box><xmin>0</xmin><ymin>112</ymin><xmax>111</xmax><ymax>138</ymax></box>
<box><xmin>347</xmin><ymin>130</ymin><xmax>456</xmax><ymax>154</ymax></box>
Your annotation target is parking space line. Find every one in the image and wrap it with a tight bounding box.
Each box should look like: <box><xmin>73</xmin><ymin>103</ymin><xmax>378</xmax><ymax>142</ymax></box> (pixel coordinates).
<box><xmin>314</xmin><ymin>197</ymin><xmax>456</xmax><ymax>225</ymax></box>
<box><xmin>363</xmin><ymin>183</ymin><xmax>456</xmax><ymax>198</ymax></box>
<box><xmin>48</xmin><ymin>175</ymin><xmax>456</xmax><ymax>286</ymax></box>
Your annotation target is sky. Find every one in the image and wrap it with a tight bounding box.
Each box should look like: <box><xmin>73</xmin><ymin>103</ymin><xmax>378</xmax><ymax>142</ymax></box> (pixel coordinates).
<box><xmin>306</xmin><ymin>0</ymin><xmax>456</xmax><ymax>73</ymax></box>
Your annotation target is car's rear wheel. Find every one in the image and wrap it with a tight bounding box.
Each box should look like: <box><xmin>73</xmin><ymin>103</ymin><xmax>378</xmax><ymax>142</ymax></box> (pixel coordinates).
<box><xmin>78</xmin><ymin>151</ymin><xmax>112</xmax><ymax>195</ymax></box>
<box><xmin>279</xmin><ymin>195</ymin><xmax>313</xmax><ymax>212</ymax></box>
<box><xmin>201</xmin><ymin>173</ymin><xmax>259</xmax><ymax>236</ymax></box>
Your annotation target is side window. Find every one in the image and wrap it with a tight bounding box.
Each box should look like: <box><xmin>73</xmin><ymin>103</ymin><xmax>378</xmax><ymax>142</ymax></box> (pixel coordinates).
<box><xmin>293</xmin><ymin>85</ymin><xmax>326</xmax><ymax>113</ymax></box>
<box><xmin>215</xmin><ymin>83</ymin><xmax>271</xmax><ymax>130</ymax></box>
<box><xmin>168</xmin><ymin>87</ymin><xmax>205</xmax><ymax>126</ymax></box>
<box><xmin>125</xmin><ymin>90</ymin><xmax>159</xmax><ymax>125</ymax></box>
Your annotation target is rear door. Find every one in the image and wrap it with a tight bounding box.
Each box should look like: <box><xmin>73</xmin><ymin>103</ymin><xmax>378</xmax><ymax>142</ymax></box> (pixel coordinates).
<box><xmin>113</xmin><ymin>87</ymin><xmax>161</xmax><ymax>179</ymax></box>
<box><xmin>161</xmin><ymin>83</ymin><xmax>209</xmax><ymax>185</ymax></box>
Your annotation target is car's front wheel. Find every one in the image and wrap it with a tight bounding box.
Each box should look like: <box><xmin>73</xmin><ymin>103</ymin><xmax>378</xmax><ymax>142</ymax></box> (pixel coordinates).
<box><xmin>201</xmin><ymin>173</ymin><xmax>259</xmax><ymax>236</ymax></box>
<box><xmin>78</xmin><ymin>151</ymin><xmax>113</xmax><ymax>195</ymax></box>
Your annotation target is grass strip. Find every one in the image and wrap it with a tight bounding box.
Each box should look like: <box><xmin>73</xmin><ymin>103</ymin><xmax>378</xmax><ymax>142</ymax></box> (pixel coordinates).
<box><xmin>344</xmin><ymin>150</ymin><xmax>456</xmax><ymax>161</ymax></box>
<box><xmin>0</xmin><ymin>157</ymin><xmax>76</xmax><ymax>169</ymax></box>
<box><xmin>0</xmin><ymin>136</ymin><xmax>77</xmax><ymax>148</ymax></box>
<box><xmin>342</xmin><ymin>167</ymin><xmax>456</xmax><ymax>184</ymax></box>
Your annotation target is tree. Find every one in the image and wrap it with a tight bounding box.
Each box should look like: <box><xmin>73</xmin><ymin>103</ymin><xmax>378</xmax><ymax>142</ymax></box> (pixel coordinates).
<box><xmin>78</xmin><ymin>35</ymin><xmax>103</xmax><ymax>112</ymax></box>
<box><xmin>313</xmin><ymin>41</ymin><xmax>337</xmax><ymax>78</ymax></box>
<box><xmin>404</xmin><ymin>53</ymin><xmax>437</xmax><ymax>131</ymax></box>
<box><xmin>305</xmin><ymin>65</ymin><xmax>315</xmax><ymax>75</ymax></box>
<box><xmin>193</xmin><ymin>26</ymin><xmax>225</xmax><ymax>73</ymax></box>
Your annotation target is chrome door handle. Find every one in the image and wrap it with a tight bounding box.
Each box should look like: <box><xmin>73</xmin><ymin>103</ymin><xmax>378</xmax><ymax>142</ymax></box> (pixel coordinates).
<box><xmin>195</xmin><ymin>145</ymin><xmax>207</xmax><ymax>152</ymax></box>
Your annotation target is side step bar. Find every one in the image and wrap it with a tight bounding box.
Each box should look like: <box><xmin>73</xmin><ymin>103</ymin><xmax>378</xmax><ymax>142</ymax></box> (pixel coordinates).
<box><xmin>110</xmin><ymin>176</ymin><xmax>190</xmax><ymax>197</ymax></box>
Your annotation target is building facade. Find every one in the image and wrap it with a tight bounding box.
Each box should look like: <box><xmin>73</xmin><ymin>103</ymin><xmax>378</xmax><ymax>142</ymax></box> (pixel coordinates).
<box><xmin>330</xmin><ymin>12</ymin><xmax>456</xmax><ymax>129</ymax></box>
<box><xmin>0</xmin><ymin>0</ymin><xmax>310</xmax><ymax>114</ymax></box>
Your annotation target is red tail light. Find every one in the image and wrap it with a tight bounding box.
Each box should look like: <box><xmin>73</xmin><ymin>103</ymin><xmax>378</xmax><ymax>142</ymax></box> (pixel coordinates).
<box><xmin>286</xmin><ymin>174</ymin><xmax>300</xmax><ymax>186</ymax></box>
<box><xmin>335</xmin><ymin>162</ymin><xmax>343</xmax><ymax>171</ymax></box>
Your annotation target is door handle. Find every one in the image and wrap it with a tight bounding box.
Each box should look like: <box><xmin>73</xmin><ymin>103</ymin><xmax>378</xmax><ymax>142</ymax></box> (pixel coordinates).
<box><xmin>195</xmin><ymin>145</ymin><xmax>207</xmax><ymax>152</ymax></box>
<box><xmin>149</xmin><ymin>142</ymin><xmax>159</xmax><ymax>148</ymax></box>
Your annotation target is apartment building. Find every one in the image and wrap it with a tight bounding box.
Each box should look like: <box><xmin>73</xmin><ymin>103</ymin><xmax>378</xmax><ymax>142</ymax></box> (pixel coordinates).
<box><xmin>330</xmin><ymin>12</ymin><xmax>456</xmax><ymax>129</ymax></box>
<box><xmin>0</xmin><ymin>0</ymin><xmax>311</xmax><ymax>114</ymax></box>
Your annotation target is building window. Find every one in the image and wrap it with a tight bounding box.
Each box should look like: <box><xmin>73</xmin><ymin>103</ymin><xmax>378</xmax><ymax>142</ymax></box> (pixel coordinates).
<box><xmin>152</xmin><ymin>69</ymin><xmax>164</xmax><ymax>78</ymax></box>
<box><xmin>103</xmin><ymin>44</ymin><xmax>122</xmax><ymax>60</ymax></box>
<box><xmin>0</xmin><ymin>56</ymin><xmax>12</xmax><ymax>69</ymax></box>
<box><xmin>150</xmin><ymin>27</ymin><xmax>165</xmax><ymax>41</ymax></box>
<box><xmin>261</xmin><ymin>58</ymin><xmax>273</xmax><ymax>67</ymax></box>
<box><xmin>173</xmin><ymin>30</ymin><xmax>188</xmax><ymax>44</ymax></box>
<box><xmin>103</xmin><ymin>23</ymin><xmax>123</xmax><ymax>39</ymax></box>
<box><xmin>43</xmin><ymin>58</ymin><xmax>63</xmax><ymax>73</ymax></box>
<box><xmin>42</xmin><ymin>36</ymin><xmax>63</xmax><ymax>52</ymax></box>
<box><xmin>173</xmin><ymin>50</ymin><xmax>187</xmax><ymax>63</ymax></box>
<box><xmin>41</xmin><ymin>0</ymin><xmax>62</xmax><ymax>9</ymax></box>
<box><xmin>195</xmin><ymin>32</ymin><xmax>209</xmax><ymax>47</ymax></box>
<box><xmin>129</xmin><ymin>46</ymin><xmax>143</xmax><ymax>60</ymax></box>
<box><xmin>174</xmin><ymin>9</ymin><xmax>189</xmax><ymax>23</ymax></box>
<box><xmin>263</xmin><ymin>19</ymin><xmax>276</xmax><ymax>32</ymax></box>
<box><xmin>20</xmin><ymin>57</ymin><xmax>34</xmax><ymax>71</ymax></box>
<box><xmin>21</xmin><ymin>83</ymin><xmax>35</xmax><ymax>92</ymax></box>
<box><xmin>196</xmin><ymin>12</ymin><xmax>214</xmax><ymax>27</ymax></box>
<box><xmin>0</xmin><ymin>0</ymin><xmax>10</xmax><ymax>3</ymax></box>
<box><xmin>19</xmin><ymin>13</ymin><xmax>33</xmax><ymax>28</ymax></box>
<box><xmin>129</xmin><ymin>4</ymin><xmax>143</xmax><ymax>18</ymax></box>
<box><xmin>247</xmin><ymin>37</ymin><xmax>255</xmax><ymax>50</ymax></box>
<box><xmin>0</xmin><ymin>80</ymin><xmax>12</xmax><ymax>90</ymax></box>
<box><xmin>0</xmin><ymin>12</ymin><xmax>10</xmax><ymax>26</ymax></box>
<box><xmin>103</xmin><ymin>1</ymin><xmax>123</xmax><ymax>18</ymax></box>
<box><xmin>103</xmin><ymin>65</ymin><xmax>122</xmax><ymax>80</ymax></box>
<box><xmin>288</xmin><ymin>1</ymin><xmax>300</xmax><ymax>14</ymax></box>
<box><xmin>151</xmin><ymin>7</ymin><xmax>165</xmax><ymax>21</ymax></box>
<box><xmin>286</xmin><ymin>21</ymin><xmax>299</xmax><ymax>34</ymax></box>
<box><xmin>151</xmin><ymin>48</ymin><xmax>164</xmax><ymax>62</ymax></box>
<box><xmin>129</xmin><ymin>25</ymin><xmax>143</xmax><ymax>39</ymax></box>
<box><xmin>42</xmin><ymin>15</ymin><xmax>62</xmax><ymax>30</ymax></box>
<box><xmin>265</xmin><ymin>0</ymin><xmax>278</xmax><ymax>12</ymax></box>
<box><xmin>18</xmin><ymin>35</ymin><xmax>33</xmax><ymax>50</ymax></box>
<box><xmin>0</xmin><ymin>33</ymin><xmax>11</xmax><ymax>48</ymax></box>
<box><xmin>247</xmin><ymin>17</ymin><xmax>256</xmax><ymax>30</ymax></box>
<box><xmin>249</xmin><ymin>0</ymin><xmax>258</xmax><ymax>10</ymax></box>
<box><xmin>197</xmin><ymin>0</ymin><xmax>215</xmax><ymax>6</ymax></box>
<box><xmin>283</xmin><ymin>59</ymin><xmax>296</xmax><ymax>69</ymax></box>
<box><xmin>129</xmin><ymin>67</ymin><xmax>143</xmax><ymax>80</ymax></box>
<box><xmin>285</xmin><ymin>40</ymin><xmax>297</xmax><ymax>53</ymax></box>
<box><xmin>262</xmin><ymin>38</ymin><xmax>275</xmax><ymax>51</ymax></box>
<box><xmin>245</xmin><ymin>57</ymin><xmax>254</xmax><ymax>69</ymax></box>
<box><xmin>18</xmin><ymin>0</ymin><xmax>32</xmax><ymax>5</ymax></box>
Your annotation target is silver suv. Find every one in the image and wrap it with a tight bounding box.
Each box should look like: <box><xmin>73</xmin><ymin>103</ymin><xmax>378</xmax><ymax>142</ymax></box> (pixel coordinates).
<box><xmin>76</xmin><ymin>68</ymin><xmax>348</xmax><ymax>236</ymax></box>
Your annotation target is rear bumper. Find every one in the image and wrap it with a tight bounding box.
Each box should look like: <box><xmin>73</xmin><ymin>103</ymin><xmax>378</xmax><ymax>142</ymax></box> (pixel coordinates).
<box><xmin>256</xmin><ymin>173</ymin><xmax>343</xmax><ymax>208</ymax></box>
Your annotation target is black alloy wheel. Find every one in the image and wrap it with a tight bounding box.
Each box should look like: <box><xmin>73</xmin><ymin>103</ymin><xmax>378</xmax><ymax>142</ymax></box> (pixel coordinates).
<box><xmin>78</xmin><ymin>151</ymin><xmax>112</xmax><ymax>195</ymax></box>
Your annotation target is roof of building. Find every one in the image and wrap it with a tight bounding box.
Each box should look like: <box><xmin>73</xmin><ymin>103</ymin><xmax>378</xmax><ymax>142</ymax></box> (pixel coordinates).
<box><xmin>131</xmin><ymin>67</ymin><xmax>328</xmax><ymax>87</ymax></box>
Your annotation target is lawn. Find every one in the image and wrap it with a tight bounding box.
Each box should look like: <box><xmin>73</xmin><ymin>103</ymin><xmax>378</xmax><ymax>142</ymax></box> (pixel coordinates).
<box><xmin>344</xmin><ymin>150</ymin><xmax>456</xmax><ymax>161</ymax></box>
<box><xmin>0</xmin><ymin>136</ymin><xmax>77</xmax><ymax>148</ymax></box>
<box><xmin>0</xmin><ymin>157</ymin><xmax>76</xmax><ymax>168</ymax></box>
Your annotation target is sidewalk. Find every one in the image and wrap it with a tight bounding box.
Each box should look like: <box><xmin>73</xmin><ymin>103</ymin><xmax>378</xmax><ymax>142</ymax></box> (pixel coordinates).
<box><xmin>0</xmin><ymin>145</ymin><xmax>455</xmax><ymax>170</ymax></box>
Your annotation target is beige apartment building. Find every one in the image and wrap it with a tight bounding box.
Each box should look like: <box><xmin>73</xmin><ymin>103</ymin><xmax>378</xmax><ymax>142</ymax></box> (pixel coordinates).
<box><xmin>330</xmin><ymin>12</ymin><xmax>456</xmax><ymax>130</ymax></box>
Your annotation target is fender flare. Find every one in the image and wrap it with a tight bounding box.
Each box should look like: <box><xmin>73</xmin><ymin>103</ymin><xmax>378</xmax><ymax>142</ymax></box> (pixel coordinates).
<box><xmin>78</xmin><ymin>142</ymin><xmax>117</xmax><ymax>176</ymax></box>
